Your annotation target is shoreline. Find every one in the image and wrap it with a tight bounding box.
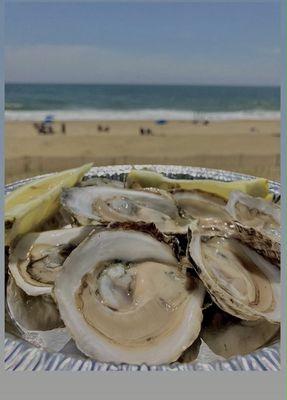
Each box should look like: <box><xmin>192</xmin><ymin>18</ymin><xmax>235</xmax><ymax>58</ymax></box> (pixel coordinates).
<box><xmin>5</xmin><ymin>114</ymin><xmax>281</xmax><ymax>123</ymax></box>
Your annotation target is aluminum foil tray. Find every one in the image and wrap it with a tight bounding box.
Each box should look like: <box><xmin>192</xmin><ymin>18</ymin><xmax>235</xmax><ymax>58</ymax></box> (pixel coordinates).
<box><xmin>4</xmin><ymin>165</ymin><xmax>281</xmax><ymax>371</ymax></box>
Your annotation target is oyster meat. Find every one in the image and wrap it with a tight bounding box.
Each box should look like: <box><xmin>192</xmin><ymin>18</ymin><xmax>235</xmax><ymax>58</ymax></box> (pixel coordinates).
<box><xmin>172</xmin><ymin>189</ymin><xmax>230</xmax><ymax>222</ymax></box>
<box><xmin>54</xmin><ymin>225</ymin><xmax>205</xmax><ymax>365</ymax></box>
<box><xmin>226</xmin><ymin>190</ymin><xmax>280</xmax><ymax>242</ymax></box>
<box><xmin>201</xmin><ymin>306</ymin><xmax>279</xmax><ymax>358</ymax></box>
<box><xmin>9</xmin><ymin>226</ymin><xmax>94</xmax><ymax>296</ymax></box>
<box><xmin>6</xmin><ymin>277</ymin><xmax>70</xmax><ymax>352</ymax></box>
<box><xmin>61</xmin><ymin>186</ymin><xmax>187</xmax><ymax>233</ymax></box>
<box><xmin>187</xmin><ymin>221</ymin><xmax>280</xmax><ymax>323</ymax></box>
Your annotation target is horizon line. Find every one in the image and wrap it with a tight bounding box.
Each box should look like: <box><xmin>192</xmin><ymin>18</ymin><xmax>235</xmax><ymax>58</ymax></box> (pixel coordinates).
<box><xmin>5</xmin><ymin>82</ymin><xmax>280</xmax><ymax>88</ymax></box>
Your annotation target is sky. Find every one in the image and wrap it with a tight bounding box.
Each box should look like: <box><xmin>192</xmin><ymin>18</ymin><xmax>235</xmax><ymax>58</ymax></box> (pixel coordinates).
<box><xmin>5</xmin><ymin>1</ymin><xmax>281</xmax><ymax>85</ymax></box>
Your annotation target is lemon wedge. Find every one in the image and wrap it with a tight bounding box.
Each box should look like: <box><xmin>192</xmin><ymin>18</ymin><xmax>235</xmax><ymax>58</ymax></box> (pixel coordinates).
<box><xmin>125</xmin><ymin>169</ymin><xmax>270</xmax><ymax>200</ymax></box>
<box><xmin>5</xmin><ymin>163</ymin><xmax>93</xmax><ymax>245</ymax></box>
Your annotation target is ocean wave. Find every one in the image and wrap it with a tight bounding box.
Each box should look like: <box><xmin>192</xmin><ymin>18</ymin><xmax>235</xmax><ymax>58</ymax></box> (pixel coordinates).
<box><xmin>5</xmin><ymin>108</ymin><xmax>281</xmax><ymax>122</ymax></box>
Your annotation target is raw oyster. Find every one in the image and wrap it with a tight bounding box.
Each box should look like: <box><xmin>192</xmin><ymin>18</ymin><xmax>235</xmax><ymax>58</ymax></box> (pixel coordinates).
<box><xmin>172</xmin><ymin>189</ymin><xmax>230</xmax><ymax>222</ymax></box>
<box><xmin>61</xmin><ymin>186</ymin><xmax>187</xmax><ymax>233</ymax></box>
<box><xmin>9</xmin><ymin>226</ymin><xmax>94</xmax><ymax>296</ymax></box>
<box><xmin>187</xmin><ymin>221</ymin><xmax>280</xmax><ymax>323</ymax></box>
<box><xmin>226</xmin><ymin>190</ymin><xmax>280</xmax><ymax>242</ymax></box>
<box><xmin>201</xmin><ymin>306</ymin><xmax>279</xmax><ymax>358</ymax></box>
<box><xmin>194</xmin><ymin>219</ymin><xmax>280</xmax><ymax>266</ymax></box>
<box><xmin>6</xmin><ymin>277</ymin><xmax>70</xmax><ymax>352</ymax></box>
<box><xmin>54</xmin><ymin>225</ymin><xmax>205</xmax><ymax>365</ymax></box>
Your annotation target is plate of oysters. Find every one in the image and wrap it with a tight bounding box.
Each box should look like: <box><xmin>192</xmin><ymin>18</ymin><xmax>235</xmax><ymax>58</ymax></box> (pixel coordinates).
<box><xmin>4</xmin><ymin>164</ymin><xmax>281</xmax><ymax>371</ymax></box>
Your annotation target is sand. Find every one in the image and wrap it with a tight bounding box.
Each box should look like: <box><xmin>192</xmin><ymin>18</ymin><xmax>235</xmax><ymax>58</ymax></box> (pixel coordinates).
<box><xmin>5</xmin><ymin>119</ymin><xmax>280</xmax><ymax>183</ymax></box>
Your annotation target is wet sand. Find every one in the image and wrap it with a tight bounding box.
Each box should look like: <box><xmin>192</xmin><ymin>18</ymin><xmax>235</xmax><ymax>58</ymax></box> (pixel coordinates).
<box><xmin>5</xmin><ymin>119</ymin><xmax>280</xmax><ymax>183</ymax></box>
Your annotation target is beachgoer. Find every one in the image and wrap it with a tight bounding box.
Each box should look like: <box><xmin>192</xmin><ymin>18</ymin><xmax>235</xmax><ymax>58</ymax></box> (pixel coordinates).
<box><xmin>33</xmin><ymin>123</ymin><xmax>41</xmax><ymax>134</ymax></box>
<box><xmin>61</xmin><ymin>123</ymin><xmax>66</xmax><ymax>134</ymax></box>
<box><xmin>39</xmin><ymin>123</ymin><xmax>46</xmax><ymax>134</ymax></box>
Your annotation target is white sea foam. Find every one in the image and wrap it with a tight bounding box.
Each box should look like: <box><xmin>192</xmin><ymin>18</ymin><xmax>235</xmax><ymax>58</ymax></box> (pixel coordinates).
<box><xmin>5</xmin><ymin>108</ymin><xmax>281</xmax><ymax>122</ymax></box>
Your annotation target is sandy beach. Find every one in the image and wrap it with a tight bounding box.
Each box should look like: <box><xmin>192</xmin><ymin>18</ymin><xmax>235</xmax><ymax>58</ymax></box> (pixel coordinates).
<box><xmin>5</xmin><ymin>119</ymin><xmax>280</xmax><ymax>183</ymax></box>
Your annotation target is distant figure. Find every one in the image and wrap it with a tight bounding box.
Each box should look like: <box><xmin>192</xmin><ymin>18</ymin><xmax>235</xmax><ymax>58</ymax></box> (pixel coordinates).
<box><xmin>37</xmin><ymin>122</ymin><xmax>47</xmax><ymax>135</ymax></box>
<box><xmin>203</xmin><ymin>120</ymin><xmax>210</xmax><ymax>126</ymax></box>
<box><xmin>33</xmin><ymin>122</ymin><xmax>45</xmax><ymax>135</ymax></box>
<box><xmin>43</xmin><ymin>115</ymin><xmax>55</xmax><ymax>134</ymax></box>
<box><xmin>139</xmin><ymin>127</ymin><xmax>153</xmax><ymax>136</ymax></box>
<box><xmin>34</xmin><ymin>115</ymin><xmax>55</xmax><ymax>135</ymax></box>
<box><xmin>97</xmin><ymin>125</ymin><xmax>103</xmax><ymax>132</ymax></box>
<box><xmin>103</xmin><ymin>126</ymin><xmax>110</xmax><ymax>132</ymax></box>
<box><xmin>61</xmin><ymin>123</ymin><xmax>66</xmax><ymax>134</ymax></box>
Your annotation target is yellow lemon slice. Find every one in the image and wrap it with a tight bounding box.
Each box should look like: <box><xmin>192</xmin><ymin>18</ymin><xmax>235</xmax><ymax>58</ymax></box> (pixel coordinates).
<box><xmin>125</xmin><ymin>169</ymin><xmax>270</xmax><ymax>200</ymax></box>
<box><xmin>5</xmin><ymin>163</ymin><xmax>93</xmax><ymax>245</ymax></box>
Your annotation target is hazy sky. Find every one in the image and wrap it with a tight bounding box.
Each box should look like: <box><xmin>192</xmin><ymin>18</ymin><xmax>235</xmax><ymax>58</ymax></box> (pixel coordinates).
<box><xmin>5</xmin><ymin>1</ymin><xmax>280</xmax><ymax>85</ymax></box>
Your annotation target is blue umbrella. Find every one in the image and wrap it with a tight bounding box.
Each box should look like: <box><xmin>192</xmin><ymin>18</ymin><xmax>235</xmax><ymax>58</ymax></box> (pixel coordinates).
<box><xmin>155</xmin><ymin>120</ymin><xmax>167</xmax><ymax>125</ymax></box>
<box><xmin>44</xmin><ymin>115</ymin><xmax>54</xmax><ymax>124</ymax></box>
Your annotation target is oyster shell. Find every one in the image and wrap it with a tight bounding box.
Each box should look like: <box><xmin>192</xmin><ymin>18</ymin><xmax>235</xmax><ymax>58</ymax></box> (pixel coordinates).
<box><xmin>194</xmin><ymin>219</ymin><xmax>280</xmax><ymax>266</ymax></box>
<box><xmin>226</xmin><ymin>191</ymin><xmax>280</xmax><ymax>242</ymax></box>
<box><xmin>172</xmin><ymin>189</ymin><xmax>230</xmax><ymax>222</ymax></box>
<box><xmin>187</xmin><ymin>221</ymin><xmax>280</xmax><ymax>323</ymax></box>
<box><xmin>79</xmin><ymin>177</ymin><xmax>124</xmax><ymax>188</ymax></box>
<box><xmin>201</xmin><ymin>306</ymin><xmax>280</xmax><ymax>358</ymax></box>
<box><xmin>6</xmin><ymin>277</ymin><xmax>70</xmax><ymax>352</ymax></box>
<box><xmin>61</xmin><ymin>186</ymin><xmax>187</xmax><ymax>233</ymax></box>
<box><xmin>54</xmin><ymin>225</ymin><xmax>205</xmax><ymax>365</ymax></box>
<box><xmin>9</xmin><ymin>226</ymin><xmax>94</xmax><ymax>296</ymax></box>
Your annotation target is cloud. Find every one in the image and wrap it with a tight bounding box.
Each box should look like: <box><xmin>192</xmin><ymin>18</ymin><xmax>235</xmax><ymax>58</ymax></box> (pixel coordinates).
<box><xmin>5</xmin><ymin>44</ymin><xmax>185</xmax><ymax>83</ymax></box>
<box><xmin>5</xmin><ymin>44</ymin><xmax>280</xmax><ymax>85</ymax></box>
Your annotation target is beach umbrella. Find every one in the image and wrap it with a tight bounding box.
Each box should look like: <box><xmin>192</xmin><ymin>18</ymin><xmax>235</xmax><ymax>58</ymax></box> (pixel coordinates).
<box><xmin>44</xmin><ymin>115</ymin><xmax>55</xmax><ymax>124</ymax></box>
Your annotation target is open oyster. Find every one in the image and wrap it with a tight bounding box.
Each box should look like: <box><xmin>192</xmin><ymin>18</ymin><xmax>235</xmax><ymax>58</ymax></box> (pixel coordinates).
<box><xmin>226</xmin><ymin>191</ymin><xmax>280</xmax><ymax>242</ymax></box>
<box><xmin>9</xmin><ymin>226</ymin><xmax>94</xmax><ymax>296</ymax></box>
<box><xmin>61</xmin><ymin>186</ymin><xmax>187</xmax><ymax>233</ymax></box>
<box><xmin>201</xmin><ymin>306</ymin><xmax>280</xmax><ymax>358</ymax></box>
<box><xmin>54</xmin><ymin>225</ymin><xmax>205</xmax><ymax>365</ymax></box>
<box><xmin>187</xmin><ymin>221</ymin><xmax>280</xmax><ymax>323</ymax></box>
<box><xmin>6</xmin><ymin>277</ymin><xmax>70</xmax><ymax>352</ymax></box>
<box><xmin>172</xmin><ymin>189</ymin><xmax>230</xmax><ymax>222</ymax></box>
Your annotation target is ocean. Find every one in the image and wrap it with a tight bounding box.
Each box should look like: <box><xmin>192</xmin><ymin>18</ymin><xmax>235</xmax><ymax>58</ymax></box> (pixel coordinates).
<box><xmin>5</xmin><ymin>83</ymin><xmax>280</xmax><ymax>121</ymax></box>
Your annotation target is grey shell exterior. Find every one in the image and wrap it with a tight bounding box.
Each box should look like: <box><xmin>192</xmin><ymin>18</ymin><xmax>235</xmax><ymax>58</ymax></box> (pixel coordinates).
<box><xmin>4</xmin><ymin>165</ymin><xmax>281</xmax><ymax>371</ymax></box>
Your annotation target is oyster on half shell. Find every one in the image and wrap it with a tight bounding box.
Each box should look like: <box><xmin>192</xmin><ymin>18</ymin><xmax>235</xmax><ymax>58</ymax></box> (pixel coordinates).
<box><xmin>172</xmin><ymin>189</ymin><xmax>230</xmax><ymax>223</ymax></box>
<box><xmin>187</xmin><ymin>221</ymin><xmax>280</xmax><ymax>323</ymax></box>
<box><xmin>201</xmin><ymin>306</ymin><xmax>280</xmax><ymax>359</ymax></box>
<box><xmin>9</xmin><ymin>226</ymin><xmax>94</xmax><ymax>296</ymax></box>
<box><xmin>226</xmin><ymin>190</ymin><xmax>280</xmax><ymax>242</ymax></box>
<box><xmin>6</xmin><ymin>277</ymin><xmax>70</xmax><ymax>352</ymax></box>
<box><xmin>54</xmin><ymin>225</ymin><xmax>205</xmax><ymax>365</ymax></box>
<box><xmin>61</xmin><ymin>186</ymin><xmax>188</xmax><ymax>233</ymax></box>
